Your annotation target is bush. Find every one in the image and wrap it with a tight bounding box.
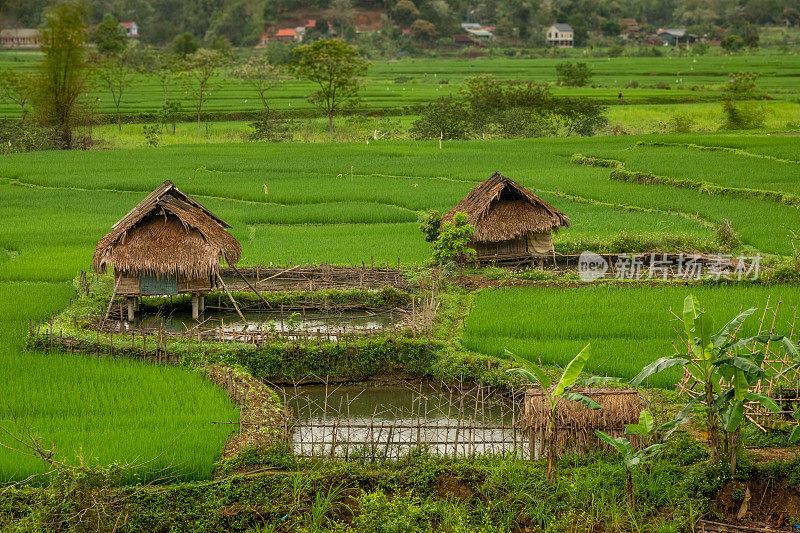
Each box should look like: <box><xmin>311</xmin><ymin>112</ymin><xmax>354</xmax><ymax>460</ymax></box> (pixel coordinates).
<box><xmin>410</xmin><ymin>96</ymin><xmax>470</xmax><ymax>140</ymax></box>
<box><xmin>720</xmin><ymin>100</ymin><xmax>765</xmax><ymax>130</ymax></box>
<box><xmin>722</xmin><ymin>34</ymin><xmax>745</xmax><ymax>52</ymax></box>
<box><xmin>495</xmin><ymin>107</ymin><xmax>553</xmax><ymax>138</ymax></box>
<box><xmin>555</xmin><ymin>62</ymin><xmax>593</xmax><ymax>87</ymax></box>
<box><xmin>352</xmin><ymin>490</ymin><xmax>433</xmax><ymax>533</ymax></box>
<box><xmin>248</xmin><ymin>109</ymin><xmax>292</xmax><ymax>142</ymax></box>
<box><xmin>0</xmin><ymin>121</ymin><xmax>58</xmax><ymax>153</ymax></box>
<box><xmin>668</xmin><ymin>112</ymin><xmax>696</xmax><ymax>133</ymax></box>
<box><xmin>419</xmin><ymin>210</ymin><xmax>443</xmax><ymax>243</ymax></box>
<box><xmin>142</xmin><ymin>124</ymin><xmax>160</xmax><ymax>147</ymax></box>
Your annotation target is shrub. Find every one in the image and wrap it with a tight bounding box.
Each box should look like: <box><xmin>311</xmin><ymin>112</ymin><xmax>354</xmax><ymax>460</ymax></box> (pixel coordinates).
<box><xmin>142</xmin><ymin>124</ymin><xmax>160</xmax><ymax>147</ymax></box>
<box><xmin>667</xmin><ymin>112</ymin><xmax>696</xmax><ymax>133</ymax></box>
<box><xmin>419</xmin><ymin>210</ymin><xmax>443</xmax><ymax>243</ymax></box>
<box><xmin>0</xmin><ymin>121</ymin><xmax>58</xmax><ymax>154</ymax></box>
<box><xmin>495</xmin><ymin>107</ymin><xmax>553</xmax><ymax>138</ymax></box>
<box><xmin>720</xmin><ymin>100</ymin><xmax>765</xmax><ymax>130</ymax></box>
<box><xmin>352</xmin><ymin>490</ymin><xmax>433</xmax><ymax>533</ymax></box>
<box><xmin>410</xmin><ymin>96</ymin><xmax>469</xmax><ymax>140</ymax></box>
<box><xmin>722</xmin><ymin>34</ymin><xmax>745</xmax><ymax>52</ymax></box>
<box><xmin>248</xmin><ymin>109</ymin><xmax>292</xmax><ymax>142</ymax></box>
<box><xmin>555</xmin><ymin>62</ymin><xmax>593</xmax><ymax>87</ymax></box>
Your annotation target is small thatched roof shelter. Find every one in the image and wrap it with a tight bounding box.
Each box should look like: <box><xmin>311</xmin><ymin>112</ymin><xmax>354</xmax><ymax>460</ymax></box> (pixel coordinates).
<box><xmin>94</xmin><ymin>181</ymin><xmax>240</xmax><ymax>312</ymax></box>
<box><xmin>521</xmin><ymin>388</ymin><xmax>645</xmax><ymax>458</ymax></box>
<box><xmin>443</xmin><ymin>172</ymin><xmax>569</xmax><ymax>262</ymax></box>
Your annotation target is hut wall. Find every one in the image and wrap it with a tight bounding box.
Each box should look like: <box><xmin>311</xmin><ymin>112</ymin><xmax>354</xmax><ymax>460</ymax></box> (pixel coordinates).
<box><xmin>473</xmin><ymin>231</ymin><xmax>553</xmax><ymax>259</ymax></box>
<box><xmin>115</xmin><ymin>273</ymin><xmax>140</xmax><ymax>295</ymax></box>
<box><xmin>114</xmin><ymin>272</ymin><xmax>213</xmax><ymax>296</ymax></box>
<box><xmin>526</xmin><ymin>231</ymin><xmax>554</xmax><ymax>255</ymax></box>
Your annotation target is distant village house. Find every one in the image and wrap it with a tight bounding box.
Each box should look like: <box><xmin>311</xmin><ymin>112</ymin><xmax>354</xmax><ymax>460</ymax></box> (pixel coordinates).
<box><xmin>0</xmin><ymin>28</ymin><xmax>41</xmax><ymax>48</ymax></box>
<box><xmin>120</xmin><ymin>22</ymin><xmax>139</xmax><ymax>38</ymax></box>
<box><xmin>618</xmin><ymin>18</ymin><xmax>640</xmax><ymax>39</ymax></box>
<box><xmin>460</xmin><ymin>22</ymin><xmax>495</xmax><ymax>40</ymax></box>
<box><xmin>657</xmin><ymin>28</ymin><xmax>698</xmax><ymax>46</ymax></box>
<box><xmin>546</xmin><ymin>23</ymin><xmax>573</xmax><ymax>48</ymax></box>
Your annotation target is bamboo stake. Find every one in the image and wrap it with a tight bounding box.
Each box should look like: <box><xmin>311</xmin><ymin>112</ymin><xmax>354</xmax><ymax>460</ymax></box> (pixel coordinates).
<box><xmin>216</xmin><ymin>273</ymin><xmax>246</xmax><ymax>322</ymax></box>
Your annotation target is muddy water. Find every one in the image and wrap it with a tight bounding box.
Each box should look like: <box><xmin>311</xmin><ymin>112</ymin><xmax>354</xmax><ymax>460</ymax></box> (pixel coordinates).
<box><xmin>122</xmin><ymin>308</ymin><xmax>401</xmax><ymax>335</ymax></box>
<box><xmin>282</xmin><ymin>384</ymin><xmax>529</xmax><ymax>459</ymax></box>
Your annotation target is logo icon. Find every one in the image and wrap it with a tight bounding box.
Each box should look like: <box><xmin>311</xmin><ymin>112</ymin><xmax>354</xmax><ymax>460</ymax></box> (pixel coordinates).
<box><xmin>578</xmin><ymin>251</ymin><xmax>608</xmax><ymax>282</ymax></box>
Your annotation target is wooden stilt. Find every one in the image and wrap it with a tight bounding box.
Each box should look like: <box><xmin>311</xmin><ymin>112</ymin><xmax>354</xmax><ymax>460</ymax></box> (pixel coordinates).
<box><xmin>191</xmin><ymin>293</ymin><xmax>199</xmax><ymax>320</ymax></box>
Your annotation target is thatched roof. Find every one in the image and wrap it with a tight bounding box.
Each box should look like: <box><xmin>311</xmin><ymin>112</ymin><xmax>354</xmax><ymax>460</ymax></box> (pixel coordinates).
<box><xmin>93</xmin><ymin>181</ymin><xmax>241</xmax><ymax>278</ymax></box>
<box><xmin>443</xmin><ymin>172</ymin><xmax>569</xmax><ymax>242</ymax></box>
<box><xmin>521</xmin><ymin>388</ymin><xmax>644</xmax><ymax>431</ymax></box>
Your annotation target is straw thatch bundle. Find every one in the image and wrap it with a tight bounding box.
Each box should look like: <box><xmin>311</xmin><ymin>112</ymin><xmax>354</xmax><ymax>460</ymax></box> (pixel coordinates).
<box><xmin>521</xmin><ymin>388</ymin><xmax>645</xmax><ymax>458</ymax></box>
<box><xmin>443</xmin><ymin>172</ymin><xmax>569</xmax><ymax>242</ymax></box>
<box><xmin>93</xmin><ymin>180</ymin><xmax>241</xmax><ymax>279</ymax></box>
<box><xmin>521</xmin><ymin>388</ymin><xmax>644</xmax><ymax>431</ymax></box>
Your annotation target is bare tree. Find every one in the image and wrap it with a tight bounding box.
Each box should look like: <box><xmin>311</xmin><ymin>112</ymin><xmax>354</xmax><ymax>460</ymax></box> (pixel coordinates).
<box><xmin>232</xmin><ymin>56</ymin><xmax>282</xmax><ymax>112</ymax></box>
<box><xmin>0</xmin><ymin>68</ymin><xmax>35</xmax><ymax>119</ymax></box>
<box><xmin>180</xmin><ymin>49</ymin><xmax>225</xmax><ymax>136</ymax></box>
<box><xmin>94</xmin><ymin>51</ymin><xmax>135</xmax><ymax>131</ymax></box>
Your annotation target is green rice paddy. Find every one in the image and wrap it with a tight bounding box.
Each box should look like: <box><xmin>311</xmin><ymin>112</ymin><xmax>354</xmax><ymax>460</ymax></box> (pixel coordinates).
<box><xmin>463</xmin><ymin>285</ymin><xmax>800</xmax><ymax>389</ymax></box>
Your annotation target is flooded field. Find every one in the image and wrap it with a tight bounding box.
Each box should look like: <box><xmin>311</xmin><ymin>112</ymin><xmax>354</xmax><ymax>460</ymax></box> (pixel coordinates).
<box><xmin>282</xmin><ymin>383</ymin><xmax>530</xmax><ymax>460</ymax></box>
<box><xmin>121</xmin><ymin>308</ymin><xmax>403</xmax><ymax>337</ymax></box>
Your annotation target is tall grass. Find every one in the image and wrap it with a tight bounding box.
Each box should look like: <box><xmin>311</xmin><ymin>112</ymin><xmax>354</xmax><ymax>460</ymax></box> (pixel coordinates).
<box><xmin>462</xmin><ymin>285</ymin><xmax>800</xmax><ymax>388</ymax></box>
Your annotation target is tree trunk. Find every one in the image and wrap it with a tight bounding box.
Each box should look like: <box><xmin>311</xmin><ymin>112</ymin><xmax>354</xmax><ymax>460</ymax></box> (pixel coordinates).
<box><xmin>729</xmin><ymin>428</ymin><xmax>739</xmax><ymax>477</ymax></box>
<box><xmin>328</xmin><ymin>111</ymin><xmax>334</xmax><ymax>135</ymax></box>
<box><xmin>706</xmin><ymin>382</ymin><xmax>721</xmax><ymax>462</ymax></box>
<box><xmin>198</xmin><ymin>106</ymin><xmax>202</xmax><ymax>136</ymax></box>
<box><xmin>117</xmin><ymin>105</ymin><xmax>122</xmax><ymax>132</ymax></box>
<box><xmin>626</xmin><ymin>468</ymin><xmax>635</xmax><ymax>509</ymax></box>
<box><xmin>546</xmin><ymin>421</ymin><xmax>557</xmax><ymax>483</ymax></box>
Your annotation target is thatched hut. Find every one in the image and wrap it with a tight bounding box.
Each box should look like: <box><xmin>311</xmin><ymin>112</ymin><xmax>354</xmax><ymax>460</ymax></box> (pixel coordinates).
<box><xmin>94</xmin><ymin>180</ymin><xmax>241</xmax><ymax>320</ymax></box>
<box><xmin>443</xmin><ymin>172</ymin><xmax>569</xmax><ymax>265</ymax></box>
<box><xmin>521</xmin><ymin>388</ymin><xmax>644</xmax><ymax>458</ymax></box>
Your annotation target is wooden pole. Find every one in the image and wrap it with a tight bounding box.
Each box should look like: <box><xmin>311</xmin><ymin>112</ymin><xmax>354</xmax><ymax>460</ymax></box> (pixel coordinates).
<box><xmin>231</xmin><ymin>264</ymin><xmax>272</xmax><ymax>309</ymax></box>
<box><xmin>102</xmin><ymin>276</ymin><xmax>122</xmax><ymax>322</ymax></box>
<box><xmin>216</xmin><ymin>273</ymin><xmax>246</xmax><ymax>322</ymax></box>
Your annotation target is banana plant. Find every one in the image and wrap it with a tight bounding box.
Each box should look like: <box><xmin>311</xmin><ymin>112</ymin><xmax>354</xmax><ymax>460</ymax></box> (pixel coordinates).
<box><xmin>507</xmin><ymin>344</ymin><xmax>601</xmax><ymax>483</ymax></box>
<box><xmin>632</xmin><ymin>295</ymin><xmax>782</xmax><ymax>469</ymax></box>
<box><xmin>595</xmin><ymin>410</ymin><xmax>668</xmax><ymax>510</ymax></box>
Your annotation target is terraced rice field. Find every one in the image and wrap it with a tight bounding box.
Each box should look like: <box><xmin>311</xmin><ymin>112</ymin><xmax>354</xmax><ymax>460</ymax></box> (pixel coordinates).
<box><xmin>2</xmin><ymin>131</ymin><xmax>799</xmax><ymax>481</ymax></box>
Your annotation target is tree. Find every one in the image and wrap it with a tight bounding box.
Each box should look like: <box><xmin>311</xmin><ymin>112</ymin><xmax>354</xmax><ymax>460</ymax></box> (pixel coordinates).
<box><xmin>739</xmin><ymin>23</ymin><xmax>760</xmax><ymax>48</ymax></box>
<box><xmin>180</xmin><ymin>49</ymin><xmax>225</xmax><ymax>136</ymax></box>
<box><xmin>508</xmin><ymin>345</ymin><xmax>602</xmax><ymax>482</ymax></box>
<box><xmin>419</xmin><ymin>210</ymin><xmax>443</xmax><ymax>243</ymax></box>
<box><xmin>392</xmin><ymin>0</ymin><xmax>419</xmax><ymax>27</ymax></box>
<box><xmin>410</xmin><ymin>95</ymin><xmax>469</xmax><ymax>140</ymax></box>
<box><xmin>328</xmin><ymin>0</ymin><xmax>356</xmax><ymax>38</ymax></box>
<box><xmin>567</xmin><ymin>14</ymin><xmax>589</xmax><ymax>46</ymax></box>
<box><xmin>95</xmin><ymin>52</ymin><xmax>134</xmax><ymax>131</ymax></box>
<box><xmin>170</xmin><ymin>32</ymin><xmax>199</xmax><ymax>57</ymax></box>
<box><xmin>600</xmin><ymin>19</ymin><xmax>622</xmax><ymax>37</ymax></box>
<box><xmin>555</xmin><ymin>62</ymin><xmax>593</xmax><ymax>87</ymax></box>
<box><xmin>720</xmin><ymin>72</ymin><xmax>765</xmax><ymax>130</ymax></box>
<box><xmin>93</xmin><ymin>13</ymin><xmax>126</xmax><ymax>55</ymax></box>
<box><xmin>721</xmin><ymin>34</ymin><xmax>745</xmax><ymax>52</ymax></box>
<box><xmin>549</xmin><ymin>97</ymin><xmax>607</xmax><ymax>136</ymax></box>
<box><xmin>431</xmin><ymin>212</ymin><xmax>476</xmax><ymax>272</ymax></box>
<box><xmin>410</xmin><ymin>19</ymin><xmax>437</xmax><ymax>43</ymax></box>
<box><xmin>291</xmin><ymin>39</ymin><xmax>369</xmax><ymax>135</ymax></box>
<box><xmin>232</xmin><ymin>56</ymin><xmax>282</xmax><ymax>112</ymax></box>
<box><xmin>0</xmin><ymin>69</ymin><xmax>35</xmax><ymax>119</ymax></box>
<box><xmin>140</xmin><ymin>50</ymin><xmax>179</xmax><ymax>107</ymax></box>
<box><xmin>35</xmin><ymin>1</ymin><xmax>89</xmax><ymax>149</ymax></box>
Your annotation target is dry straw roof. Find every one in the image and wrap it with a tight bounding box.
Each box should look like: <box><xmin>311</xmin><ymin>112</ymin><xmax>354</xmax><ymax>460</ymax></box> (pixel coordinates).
<box><xmin>521</xmin><ymin>388</ymin><xmax>644</xmax><ymax>431</ymax></box>
<box><xmin>443</xmin><ymin>172</ymin><xmax>570</xmax><ymax>243</ymax></box>
<box><xmin>93</xmin><ymin>180</ymin><xmax>241</xmax><ymax>278</ymax></box>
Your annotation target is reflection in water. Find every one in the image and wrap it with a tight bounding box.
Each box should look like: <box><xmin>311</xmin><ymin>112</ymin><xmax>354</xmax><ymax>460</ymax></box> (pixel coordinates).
<box><xmin>122</xmin><ymin>308</ymin><xmax>401</xmax><ymax>335</ymax></box>
<box><xmin>282</xmin><ymin>383</ymin><xmax>531</xmax><ymax>460</ymax></box>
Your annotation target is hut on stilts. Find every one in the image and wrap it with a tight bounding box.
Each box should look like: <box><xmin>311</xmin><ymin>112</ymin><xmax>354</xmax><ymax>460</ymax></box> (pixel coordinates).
<box><xmin>93</xmin><ymin>180</ymin><xmax>241</xmax><ymax>321</ymax></box>
<box><xmin>443</xmin><ymin>172</ymin><xmax>569</xmax><ymax>267</ymax></box>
